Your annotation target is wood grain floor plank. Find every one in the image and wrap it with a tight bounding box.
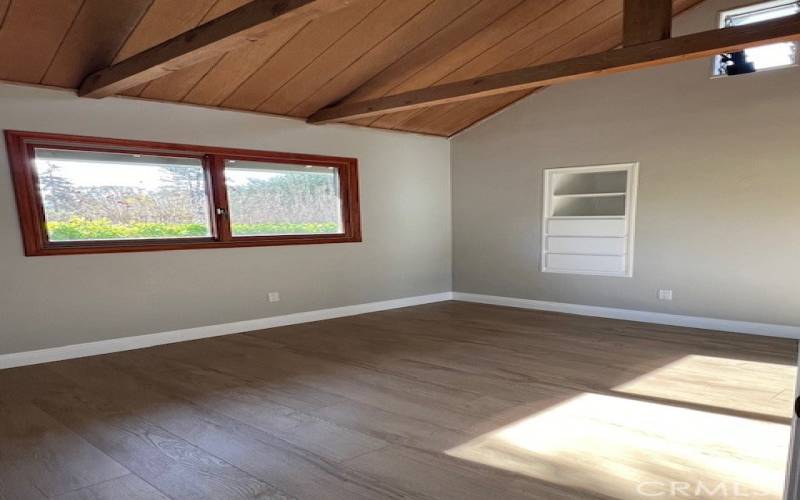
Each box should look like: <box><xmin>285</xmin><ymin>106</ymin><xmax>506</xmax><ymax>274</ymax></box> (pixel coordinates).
<box><xmin>0</xmin><ymin>302</ymin><xmax>795</xmax><ymax>499</ymax></box>
<box><xmin>0</xmin><ymin>396</ymin><xmax>130</xmax><ymax>497</ymax></box>
<box><xmin>103</xmin><ymin>352</ymin><xmax>390</xmax><ymax>462</ymax></box>
<box><xmin>140</xmin><ymin>338</ymin><xmax>348</xmax><ymax>413</ymax></box>
<box><xmin>213</xmin><ymin>335</ymin><xmax>495</xmax><ymax>432</ymax></box>
<box><xmin>312</xmin><ymin>398</ymin><xmax>472</xmax><ymax>452</ymax></box>
<box><xmin>53</xmin><ymin>474</ymin><xmax>169</xmax><ymax>500</ymax></box>
<box><xmin>46</xmin><ymin>357</ymin><xmax>428</xmax><ymax>500</ymax></box>
<box><xmin>147</xmin><ymin>329</ymin><xmax>498</xmax><ymax>432</ymax></box>
<box><xmin>343</xmin><ymin>444</ymin><xmax>596</xmax><ymax>500</ymax></box>
<box><xmin>25</xmin><ymin>370</ymin><xmax>289</xmax><ymax>500</ymax></box>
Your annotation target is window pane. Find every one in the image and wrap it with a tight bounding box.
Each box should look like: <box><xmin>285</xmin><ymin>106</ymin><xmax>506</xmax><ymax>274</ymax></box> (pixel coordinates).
<box><xmin>726</xmin><ymin>1</ymin><xmax>799</xmax><ymax>26</ymax></box>
<box><xmin>34</xmin><ymin>148</ymin><xmax>211</xmax><ymax>241</ymax></box>
<box><xmin>224</xmin><ymin>160</ymin><xmax>343</xmax><ymax>236</ymax></box>
<box><xmin>743</xmin><ymin>42</ymin><xmax>796</xmax><ymax>69</ymax></box>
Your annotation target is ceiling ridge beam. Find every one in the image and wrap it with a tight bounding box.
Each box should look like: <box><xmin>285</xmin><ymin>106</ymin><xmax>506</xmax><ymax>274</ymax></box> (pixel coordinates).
<box><xmin>308</xmin><ymin>12</ymin><xmax>800</xmax><ymax>124</ymax></box>
<box><xmin>79</xmin><ymin>0</ymin><xmax>357</xmax><ymax>98</ymax></box>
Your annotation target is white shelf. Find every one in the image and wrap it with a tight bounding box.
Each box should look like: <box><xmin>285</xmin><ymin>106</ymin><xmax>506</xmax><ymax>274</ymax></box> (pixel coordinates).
<box><xmin>548</xmin><ymin>215</ymin><xmax>625</xmax><ymax>220</ymax></box>
<box><xmin>553</xmin><ymin>192</ymin><xmax>626</xmax><ymax>199</ymax></box>
<box><xmin>547</xmin><ymin>252</ymin><xmax>627</xmax><ymax>257</ymax></box>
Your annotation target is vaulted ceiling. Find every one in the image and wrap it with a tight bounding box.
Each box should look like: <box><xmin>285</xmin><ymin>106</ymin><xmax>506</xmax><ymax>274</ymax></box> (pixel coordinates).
<box><xmin>0</xmin><ymin>0</ymin><xmax>704</xmax><ymax>137</ymax></box>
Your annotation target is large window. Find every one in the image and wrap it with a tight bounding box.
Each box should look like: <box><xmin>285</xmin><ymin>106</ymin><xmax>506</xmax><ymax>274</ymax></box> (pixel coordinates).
<box><xmin>5</xmin><ymin>131</ymin><xmax>361</xmax><ymax>255</ymax></box>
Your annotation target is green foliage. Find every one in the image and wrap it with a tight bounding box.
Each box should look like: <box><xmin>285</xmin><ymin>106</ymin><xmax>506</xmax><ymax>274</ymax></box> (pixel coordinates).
<box><xmin>47</xmin><ymin>218</ymin><xmax>340</xmax><ymax>241</ymax></box>
<box><xmin>232</xmin><ymin>222</ymin><xmax>340</xmax><ymax>236</ymax></box>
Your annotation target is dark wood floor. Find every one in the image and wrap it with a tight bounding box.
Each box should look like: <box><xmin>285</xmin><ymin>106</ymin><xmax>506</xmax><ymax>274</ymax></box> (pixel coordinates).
<box><xmin>0</xmin><ymin>301</ymin><xmax>796</xmax><ymax>500</ymax></box>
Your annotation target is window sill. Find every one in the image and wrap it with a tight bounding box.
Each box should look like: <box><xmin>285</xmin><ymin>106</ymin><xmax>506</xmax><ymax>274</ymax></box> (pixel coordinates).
<box><xmin>27</xmin><ymin>234</ymin><xmax>362</xmax><ymax>256</ymax></box>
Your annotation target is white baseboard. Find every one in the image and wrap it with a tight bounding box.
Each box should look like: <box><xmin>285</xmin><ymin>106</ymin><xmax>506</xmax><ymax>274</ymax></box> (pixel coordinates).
<box><xmin>453</xmin><ymin>292</ymin><xmax>800</xmax><ymax>339</ymax></box>
<box><xmin>3</xmin><ymin>290</ymin><xmax>796</xmax><ymax>370</ymax></box>
<box><xmin>0</xmin><ymin>292</ymin><xmax>454</xmax><ymax>370</ymax></box>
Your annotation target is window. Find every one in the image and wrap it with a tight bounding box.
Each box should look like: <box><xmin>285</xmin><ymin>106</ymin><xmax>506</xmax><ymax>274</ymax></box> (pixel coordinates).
<box><xmin>224</xmin><ymin>160</ymin><xmax>343</xmax><ymax>237</ymax></box>
<box><xmin>714</xmin><ymin>0</ymin><xmax>799</xmax><ymax>76</ymax></box>
<box><xmin>35</xmin><ymin>149</ymin><xmax>213</xmax><ymax>242</ymax></box>
<box><xmin>5</xmin><ymin>131</ymin><xmax>361</xmax><ymax>256</ymax></box>
<box><xmin>541</xmin><ymin>163</ymin><xmax>638</xmax><ymax>277</ymax></box>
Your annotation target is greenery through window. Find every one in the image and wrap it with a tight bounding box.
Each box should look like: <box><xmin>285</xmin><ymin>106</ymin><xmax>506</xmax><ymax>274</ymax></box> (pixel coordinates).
<box><xmin>224</xmin><ymin>160</ymin><xmax>343</xmax><ymax>236</ymax></box>
<box><xmin>5</xmin><ymin>131</ymin><xmax>361</xmax><ymax>255</ymax></box>
<box><xmin>36</xmin><ymin>149</ymin><xmax>212</xmax><ymax>241</ymax></box>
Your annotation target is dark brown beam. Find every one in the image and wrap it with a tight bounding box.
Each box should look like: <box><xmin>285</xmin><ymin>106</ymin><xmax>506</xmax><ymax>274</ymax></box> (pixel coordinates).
<box><xmin>623</xmin><ymin>0</ymin><xmax>672</xmax><ymax>46</ymax></box>
<box><xmin>309</xmin><ymin>13</ymin><xmax>800</xmax><ymax>124</ymax></box>
<box><xmin>79</xmin><ymin>0</ymin><xmax>356</xmax><ymax>98</ymax></box>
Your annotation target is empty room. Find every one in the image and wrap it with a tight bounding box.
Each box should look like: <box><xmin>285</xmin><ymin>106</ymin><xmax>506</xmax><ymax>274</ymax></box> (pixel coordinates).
<box><xmin>1</xmin><ymin>0</ymin><xmax>799</xmax><ymax>498</ymax></box>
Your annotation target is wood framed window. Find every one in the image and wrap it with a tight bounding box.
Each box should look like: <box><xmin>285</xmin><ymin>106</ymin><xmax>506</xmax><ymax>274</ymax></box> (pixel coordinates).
<box><xmin>4</xmin><ymin>130</ymin><xmax>361</xmax><ymax>256</ymax></box>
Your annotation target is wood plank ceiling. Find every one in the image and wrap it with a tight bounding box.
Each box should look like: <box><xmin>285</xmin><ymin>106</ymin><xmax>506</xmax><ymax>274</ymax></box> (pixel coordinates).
<box><xmin>0</xmin><ymin>0</ymin><xmax>704</xmax><ymax>137</ymax></box>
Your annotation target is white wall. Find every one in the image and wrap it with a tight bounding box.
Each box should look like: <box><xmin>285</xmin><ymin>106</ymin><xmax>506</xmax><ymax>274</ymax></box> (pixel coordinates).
<box><xmin>3</xmin><ymin>0</ymin><xmax>798</xmax><ymax>358</ymax></box>
<box><xmin>451</xmin><ymin>0</ymin><xmax>800</xmax><ymax>326</ymax></box>
<box><xmin>0</xmin><ymin>84</ymin><xmax>452</xmax><ymax>355</ymax></box>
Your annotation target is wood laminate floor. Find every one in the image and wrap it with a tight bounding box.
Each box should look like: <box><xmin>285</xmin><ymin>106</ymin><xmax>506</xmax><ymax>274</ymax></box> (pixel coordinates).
<box><xmin>0</xmin><ymin>301</ymin><xmax>797</xmax><ymax>500</ymax></box>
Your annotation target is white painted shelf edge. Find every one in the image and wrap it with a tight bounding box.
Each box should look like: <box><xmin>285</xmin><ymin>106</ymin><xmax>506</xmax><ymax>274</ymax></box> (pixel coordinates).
<box><xmin>547</xmin><ymin>252</ymin><xmax>628</xmax><ymax>257</ymax></box>
<box><xmin>552</xmin><ymin>192</ymin><xmax>626</xmax><ymax>198</ymax></box>
<box><xmin>548</xmin><ymin>215</ymin><xmax>626</xmax><ymax>220</ymax></box>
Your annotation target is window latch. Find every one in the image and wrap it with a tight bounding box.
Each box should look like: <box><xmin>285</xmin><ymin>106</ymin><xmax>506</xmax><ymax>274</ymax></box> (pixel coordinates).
<box><xmin>215</xmin><ymin>207</ymin><xmax>228</xmax><ymax>217</ymax></box>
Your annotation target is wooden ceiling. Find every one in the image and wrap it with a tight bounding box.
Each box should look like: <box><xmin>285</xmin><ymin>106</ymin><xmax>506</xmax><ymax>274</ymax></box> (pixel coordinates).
<box><xmin>0</xmin><ymin>0</ymin><xmax>704</xmax><ymax>137</ymax></box>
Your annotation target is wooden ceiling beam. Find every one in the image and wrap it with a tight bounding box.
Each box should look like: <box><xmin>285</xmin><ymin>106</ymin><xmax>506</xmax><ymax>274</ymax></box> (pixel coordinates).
<box><xmin>78</xmin><ymin>0</ymin><xmax>356</xmax><ymax>98</ymax></box>
<box><xmin>308</xmin><ymin>13</ymin><xmax>800</xmax><ymax>124</ymax></box>
<box><xmin>623</xmin><ymin>0</ymin><xmax>672</xmax><ymax>46</ymax></box>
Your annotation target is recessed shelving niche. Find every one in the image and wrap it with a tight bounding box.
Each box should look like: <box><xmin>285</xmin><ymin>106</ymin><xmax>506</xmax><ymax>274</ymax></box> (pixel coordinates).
<box><xmin>542</xmin><ymin>163</ymin><xmax>638</xmax><ymax>277</ymax></box>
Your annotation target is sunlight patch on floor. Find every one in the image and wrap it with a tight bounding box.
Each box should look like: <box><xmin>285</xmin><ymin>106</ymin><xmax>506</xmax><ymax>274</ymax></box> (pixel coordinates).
<box><xmin>447</xmin><ymin>393</ymin><xmax>790</xmax><ymax>499</ymax></box>
<box><xmin>614</xmin><ymin>355</ymin><xmax>797</xmax><ymax>419</ymax></box>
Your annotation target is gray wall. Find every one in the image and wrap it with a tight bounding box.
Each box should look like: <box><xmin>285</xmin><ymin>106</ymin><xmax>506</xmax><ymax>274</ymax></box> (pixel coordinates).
<box><xmin>0</xmin><ymin>84</ymin><xmax>452</xmax><ymax>355</ymax></box>
<box><xmin>451</xmin><ymin>0</ymin><xmax>800</xmax><ymax>326</ymax></box>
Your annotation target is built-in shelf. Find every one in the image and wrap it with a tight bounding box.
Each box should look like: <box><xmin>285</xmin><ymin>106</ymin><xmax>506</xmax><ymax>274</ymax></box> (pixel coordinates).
<box><xmin>542</xmin><ymin>163</ymin><xmax>638</xmax><ymax>277</ymax></box>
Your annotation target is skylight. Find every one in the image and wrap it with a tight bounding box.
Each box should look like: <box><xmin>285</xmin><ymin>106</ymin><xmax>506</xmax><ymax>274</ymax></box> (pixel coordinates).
<box><xmin>715</xmin><ymin>0</ymin><xmax>800</xmax><ymax>76</ymax></box>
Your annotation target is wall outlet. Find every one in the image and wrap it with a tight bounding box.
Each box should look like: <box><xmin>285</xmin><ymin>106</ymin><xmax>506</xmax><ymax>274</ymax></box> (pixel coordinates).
<box><xmin>657</xmin><ymin>289</ymin><xmax>673</xmax><ymax>301</ymax></box>
<box><xmin>268</xmin><ymin>292</ymin><xmax>280</xmax><ymax>303</ymax></box>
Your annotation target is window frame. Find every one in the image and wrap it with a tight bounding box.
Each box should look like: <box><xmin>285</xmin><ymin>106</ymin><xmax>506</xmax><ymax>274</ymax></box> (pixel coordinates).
<box><xmin>4</xmin><ymin>130</ymin><xmax>361</xmax><ymax>256</ymax></box>
<box><xmin>712</xmin><ymin>0</ymin><xmax>800</xmax><ymax>77</ymax></box>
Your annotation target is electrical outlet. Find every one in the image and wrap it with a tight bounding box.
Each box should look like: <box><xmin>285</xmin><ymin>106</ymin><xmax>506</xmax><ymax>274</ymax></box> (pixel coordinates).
<box><xmin>658</xmin><ymin>289</ymin><xmax>673</xmax><ymax>301</ymax></box>
<box><xmin>268</xmin><ymin>292</ymin><xmax>280</xmax><ymax>303</ymax></box>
